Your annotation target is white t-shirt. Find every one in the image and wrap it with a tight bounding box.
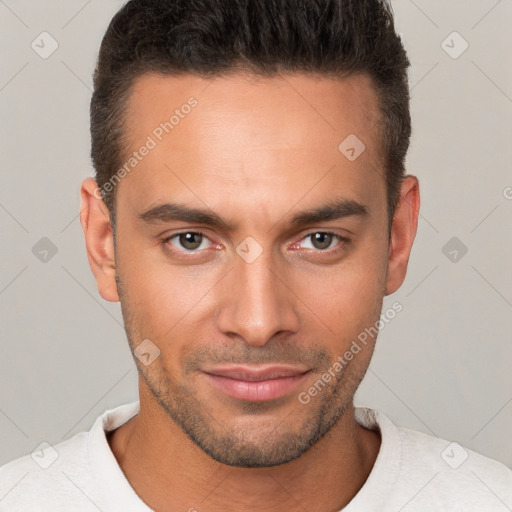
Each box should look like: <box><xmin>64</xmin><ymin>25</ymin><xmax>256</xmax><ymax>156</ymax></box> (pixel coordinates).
<box><xmin>1</xmin><ymin>401</ymin><xmax>511</xmax><ymax>511</ymax></box>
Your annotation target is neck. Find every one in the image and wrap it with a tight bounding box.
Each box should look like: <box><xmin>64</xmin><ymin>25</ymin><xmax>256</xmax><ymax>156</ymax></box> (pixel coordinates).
<box><xmin>108</xmin><ymin>387</ymin><xmax>381</xmax><ymax>512</ymax></box>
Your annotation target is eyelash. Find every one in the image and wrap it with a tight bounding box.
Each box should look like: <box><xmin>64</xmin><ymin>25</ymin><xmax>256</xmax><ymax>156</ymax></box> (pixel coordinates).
<box><xmin>161</xmin><ymin>230</ymin><xmax>350</xmax><ymax>256</ymax></box>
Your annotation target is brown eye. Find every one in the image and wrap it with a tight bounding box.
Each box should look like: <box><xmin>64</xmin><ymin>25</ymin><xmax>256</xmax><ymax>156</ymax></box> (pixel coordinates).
<box><xmin>165</xmin><ymin>231</ymin><xmax>211</xmax><ymax>252</ymax></box>
<box><xmin>309</xmin><ymin>232</ymin><xmax>334</xmax><ymax>250</ymax></box>
<box><xmin>294</xmin><ymin>232</ymin><xmax>350</xmax><ymax>254</ymax></box>
<box><xmin>179</xmin><ymin>232</ymin><xmax>203</xmax><ymax>250</ymax></box>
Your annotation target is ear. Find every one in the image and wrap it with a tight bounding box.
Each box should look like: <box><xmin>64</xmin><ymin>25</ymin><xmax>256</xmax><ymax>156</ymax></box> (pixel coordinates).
<box><xmin>79</xmin><ymin>178</ymin><xmax>119</xmax><ymax>302</ymax></box>
<box><xmin>385</xmin><ymin>175</ymin><xmax>420</xmax><ymax>296</ymax></box>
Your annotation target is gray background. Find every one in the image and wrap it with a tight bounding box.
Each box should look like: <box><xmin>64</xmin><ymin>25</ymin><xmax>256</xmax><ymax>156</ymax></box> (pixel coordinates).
<box><xmin>0</xmin><ymin>0</ymin><xmax>511</xmax><ymax>469</ymax></box>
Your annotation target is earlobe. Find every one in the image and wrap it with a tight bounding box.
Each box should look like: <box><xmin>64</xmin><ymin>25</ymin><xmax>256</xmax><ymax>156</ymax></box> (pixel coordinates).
<box><xmin>384</xmin><ymin>175</ymin><xmax>420</xmax><ymax>296</ymax></box>
<box><xmin>79</xmin><ymin>178</ymin><xmax>120</xmax><ymax>302</ymax></box>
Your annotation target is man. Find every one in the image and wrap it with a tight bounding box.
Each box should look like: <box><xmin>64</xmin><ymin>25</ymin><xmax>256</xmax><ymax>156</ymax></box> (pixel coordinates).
<box><xmin>1</xmin><ymin>0</ymin><xmax>511</xmax><ymax>510</ymax></box>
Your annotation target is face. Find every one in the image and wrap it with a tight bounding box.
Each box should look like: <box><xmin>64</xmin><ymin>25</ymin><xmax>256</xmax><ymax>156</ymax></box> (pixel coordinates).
<box><xmin>82</xmin><ymin>71</ymin><xmax>418</xmax><ymax>468</ymax></box>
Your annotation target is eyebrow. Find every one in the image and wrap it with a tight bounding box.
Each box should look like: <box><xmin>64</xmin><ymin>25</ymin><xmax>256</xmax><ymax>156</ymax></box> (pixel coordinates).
<box><xmin>138</xmin><ymin>196</ymin><xmax>369</xmax><ymax>231</ymax></box>
<box><xmin>138</xmin><ymin>202</ymin><xmax>236</xmax><ymax>231</ymax></box>
<box><xmin>289</xmin><ymin>197</ymin><xmax>368</xmax><ymax>226</ymax></box>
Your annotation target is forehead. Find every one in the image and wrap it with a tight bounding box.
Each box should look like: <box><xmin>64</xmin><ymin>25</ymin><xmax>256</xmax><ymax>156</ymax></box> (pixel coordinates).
<box><xmin>125</xmin><ymin>70</ymin><xmax>382</xmax><ymax>149</ymax></box>
<box><xmin>118</xmin><ymin>71</ymin><xmax>385</xmax><ymax>220</ymax></box>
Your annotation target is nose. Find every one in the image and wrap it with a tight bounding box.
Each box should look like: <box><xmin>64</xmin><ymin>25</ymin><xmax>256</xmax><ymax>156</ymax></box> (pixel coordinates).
<box><xmin>215</xmin><ymin>248</ymin><xmax>300</xmax><ymax>346</ymax></box>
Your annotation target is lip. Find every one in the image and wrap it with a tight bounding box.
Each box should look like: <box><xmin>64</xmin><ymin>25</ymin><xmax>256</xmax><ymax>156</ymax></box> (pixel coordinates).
<box><xmin>202</xmin><ymin>365</ymin><xmax>310</xmax><ymax>402</ymax></box>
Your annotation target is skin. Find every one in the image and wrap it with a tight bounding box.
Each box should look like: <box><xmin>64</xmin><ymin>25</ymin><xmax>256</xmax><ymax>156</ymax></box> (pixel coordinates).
<box><xmin>80</xmin><ymin>71</ymin><xmax>419</xmax><ymax>512</ymax></box>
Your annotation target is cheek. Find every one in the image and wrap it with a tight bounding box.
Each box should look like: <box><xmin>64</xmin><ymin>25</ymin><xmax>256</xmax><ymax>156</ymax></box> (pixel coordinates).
<box><xmin>118</xmin><ymin>241</ymin><xmax>223</xmax><ymax>346</ymax></box>
<box><xmin>295</xmin><ymin>244</ymin><xmax>387</xmax><ymax>341</ymax></box>
<box><xmin>119</xmin><ymin>229</ymin><xmax>208</xmax><ymax>300</ymax></box>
